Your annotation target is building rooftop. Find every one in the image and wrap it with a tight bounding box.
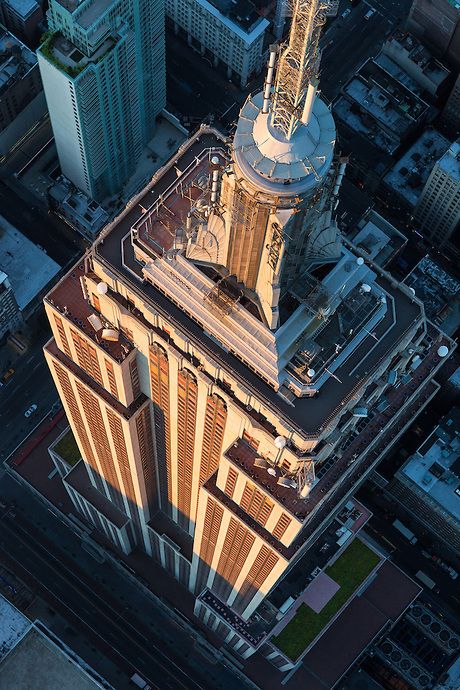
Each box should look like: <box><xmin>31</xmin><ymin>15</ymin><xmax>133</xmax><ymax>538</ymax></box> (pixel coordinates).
<box><xmin>49</xmin><ymin>177</ymin><xmax>109</xmax><ymax>239</ymax></box>
<box><xmin>298</xmin><ymin>561</ymin><xmax>420</xmax><ymax>688</ymax></box>
<box><xmin>382</xmin><ymin>31</ymin><xmax>450</xmax><ymax>89</ymax></box>
<box><xmin>0</xmin><ymin>595</ymin><xmax>110</xmax><ymax>689</ymax></box>
<box><xmin>383</xmin><ymin>130</ymin><xmax>451</xmax><ymax>207</ymax></box>
<box><xmin>0</xmin><ymin>594</ymin><xmax>29</xmax><ymax>660</ymax></box>
<box><xmin>347</xmin><ymin>211</ymin><xmax>407</xmax><ymax>268</ymax></box>
<box><xmin>3</xmin><ymin>0</ymin><xmax>40</xmax><ymax>18</ymax></box>
<box><xmin>0</xmin><ymin>26</ymin><xmax>37</xmax><ymax>95</ymax></box>
<box><xmin>46</xmin><ymin>264</ymin><xmax>134</xmax><ymax>364</ymax></box>
<box><xmin>397</xmin><ymin>407</ymin><xmax>460</xmax><ymax>521</ymax></box>
<box><xmin>438</xmin><ymin>140</ymin><xmax>460</xmax><ymax>179</ymax></box>
<box><xmin>0</xmin><ymin>214</ymin><xmax>60</xmax><ymax>310</ymax></box>
<box><xmin>40</xmin><ymin>30</ymin><xmax>117</xmax><ymax>78</ymax></box>
<box><xmin>333</xmin><ymin>96</ymin><xmax>400</xmax><ymax>155</ymax></box>
<box><xmin>92</xmin><ymin>129</ymin><xmax>428</xmax><ymax>439</ymax></box>
<box><xmin>404</xmin><ymin>256</ymin><xmax>460</xmax><ymax>332</ymax></box>
<box><xmin>343</xmin><ymin>59</ymin><xmax>429</xmax><ymax>140</ymax></box>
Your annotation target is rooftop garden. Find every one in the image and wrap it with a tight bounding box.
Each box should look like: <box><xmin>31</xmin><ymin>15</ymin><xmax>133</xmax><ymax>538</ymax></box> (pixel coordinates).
<box><xmin>53</xmin><ymin>429</ymin><xmax>81</xmax><ymax>466</ymax></box>
<box><xmin>272</xmin><ymin>539</ymin><xmax>380</xmax><ymax>661</ymax></box>
<box><xmin>39</xmin><ymin>31</ymin><xmax>86</xmax><ymax>78</ymax></box>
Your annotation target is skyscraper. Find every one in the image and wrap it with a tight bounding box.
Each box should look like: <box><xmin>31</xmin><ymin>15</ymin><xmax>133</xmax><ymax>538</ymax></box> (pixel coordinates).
<box><xmin>37</xmin><ymin>0</ymin><xmax>166</xmax><ymax>202</ymax></box>
<box><xmin>44</xmin><ymin>0</ymin><xmax>453</xmax><ymax>665</ymax></box>
<box><xmin>414</xmin><ymin>140</ymin><xmax>460</xmax><ymax>247</ymax></box>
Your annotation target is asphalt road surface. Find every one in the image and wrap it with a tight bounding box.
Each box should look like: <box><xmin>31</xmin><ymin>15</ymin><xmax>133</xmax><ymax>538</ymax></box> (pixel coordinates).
<box><xmin>0</xmin><ymin>473</ymin><xmax>247</xmax><ymax>690</ymax></box>
<box><xmin>0</xmin><ymin>330</ymin><xmax>59</xmax><ymax>461</ymax></box>
<box><xmin>320</xmin><ymin>0</ymin><xmax>412</xmax><ymax>102</ymax></box>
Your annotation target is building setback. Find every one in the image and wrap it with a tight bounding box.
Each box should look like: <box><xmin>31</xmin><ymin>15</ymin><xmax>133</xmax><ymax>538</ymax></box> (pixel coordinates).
<box><xmin>37</xmin><ymin>0</ymin><xmax>166</xmax><ymax>203</ymax></box>
<box><xmin>43</xmin><ymin>0</ymin><xmax>454</xmax><ymax>667</ymax></box>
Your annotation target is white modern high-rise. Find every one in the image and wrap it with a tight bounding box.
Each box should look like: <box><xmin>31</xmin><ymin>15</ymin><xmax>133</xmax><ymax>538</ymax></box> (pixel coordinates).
<box><xmin>43</xmin><ymin>0</ymin><xmax>453</xmax><ymax>670</ymax></box>
<box><xmin>37</xmin><ymin>0</ymin><xmax>166</xmax><ymax>202</ymax></box>
<box><xmin>414</xmin><ymin>140</ymin><xmax>460</xmax><ymax>246</ymax></box>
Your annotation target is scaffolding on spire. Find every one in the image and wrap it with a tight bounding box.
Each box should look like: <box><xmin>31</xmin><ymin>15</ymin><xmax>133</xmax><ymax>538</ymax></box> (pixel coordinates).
<box><xmin>271</xmin><ymin>0</ymin><xmax>331</xmax><ymax>140</ymax></box>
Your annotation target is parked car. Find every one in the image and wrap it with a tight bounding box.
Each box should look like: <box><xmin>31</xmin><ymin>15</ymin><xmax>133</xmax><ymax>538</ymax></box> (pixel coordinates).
<box><xmin>24</xmin><ymin>404</ymin><xmax>38</xmax><ymax>418</ymax></box>
<box><xmin>341</xmin><ymin>8</ymin><xmax>351</xmax><ymax>17</ymax></box>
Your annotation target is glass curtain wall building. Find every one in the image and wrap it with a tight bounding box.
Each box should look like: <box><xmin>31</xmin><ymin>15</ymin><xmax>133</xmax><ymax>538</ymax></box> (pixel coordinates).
<box><xmin>37</xmin><ymin>0</ymin><xmax>166</xmax><ymax>202</ymax></box>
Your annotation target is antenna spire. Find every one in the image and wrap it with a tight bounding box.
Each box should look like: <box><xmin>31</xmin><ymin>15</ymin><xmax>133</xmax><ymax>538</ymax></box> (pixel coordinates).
<box><xmin>270</xmin><ymin>0</ymin><xmax>329</xmax><ymax>140</ymax></box>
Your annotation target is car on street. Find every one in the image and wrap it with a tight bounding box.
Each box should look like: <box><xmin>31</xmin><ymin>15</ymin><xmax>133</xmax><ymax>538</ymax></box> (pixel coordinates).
<box><xmin>24</xmin><ymin>404</ymin><xmax>38</xmax><ymax>418</ymax></box>
<box><xmin>341</xmin><ymin>8</ymin><xmax>351</xmax><ymax>17</ymax></box>
<box><xmin>0</xmin><ymin>367</ymin><xmax>15</xmax><ymax>385</ymax></box>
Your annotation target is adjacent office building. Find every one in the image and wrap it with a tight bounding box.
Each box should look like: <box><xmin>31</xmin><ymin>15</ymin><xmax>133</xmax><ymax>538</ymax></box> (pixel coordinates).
<box><xmin>0</xmin><ymin>26</ymin><xmax>47</xmax><ymax>158</ymax></box>
<box><xmin>43</xmin><ymin>0</ymin><xmax>453</xmax><ymax>664</ymax></box>
<box><xmin>166</xmin><ymin>0</ymin><xmax>269</xmax><ymax>88</ymax></box>
<box><xmin>407</xmin><ymin>0</ymin><xmax>460</xmax><ymax>69</ymax></box>
<box><xmin>37</xmin><ymin>0</ymin><xmax>166</xmax><ymax>202</ymax></box>
<box><xmin>0</xmin><ymin>0</ymin><xmax>43</xmax><ymax>45</ymax></box>
<box><xmin>413</xmin><ymin>140</ymin><xmax>460</xmax><ymax>247</ymax></box>
<box><xmin>390</xmin><ymin>407</ymin><xmax>460</xmax><ymax>552</ymax></box>
<box><xmin>441</xmin><ymin>72</ymin><xmax>460</xmax><ymax>137</ymax></box>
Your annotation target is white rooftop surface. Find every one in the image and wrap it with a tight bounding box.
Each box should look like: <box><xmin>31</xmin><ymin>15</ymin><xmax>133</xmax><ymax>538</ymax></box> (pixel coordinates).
<box><xmin>333</xmin><ymin>97</ymin><xmax>399</xmax><ymax>154</ymax></box>
<box><xmin>352</xmin><ymin>221</ymin><xmax>392</xmax><ymax>261</ymax></box>
<box><xmin>0</xmin><ymin>625</ymin><xmax>109</xmax><ymax>689</ymax></box>
<box><xmin>4</xmin><ymin>0</ymin><xmax>39</xmax><ymax>15</ymax></box>
<box><xmin>0</xmin><ymin>215</ymin><xmax>60</xmax><ymax>310</ymax></box>
<box><xmin>384</xmin><ymin>130</ymin><xmax>450</xmax><ymax>207</ymax></box>
<box><xmin>401</xmin><ymin>429</ymin><xmax>460</xmax><ymax>520</ymax></box>
<box><xmin>0</xmin><ymin>595</ymin><xmax>29</xmax><ymax>660</ymax></box>
<box><xmin>438</xmin><ymin>141</ymin><xmax>460</xmax><ymax>180</ymax></box>
<box><xmin>234</xmin><ymin>91</ymin><xmax>335</xmax><ymax>194</ymax></box>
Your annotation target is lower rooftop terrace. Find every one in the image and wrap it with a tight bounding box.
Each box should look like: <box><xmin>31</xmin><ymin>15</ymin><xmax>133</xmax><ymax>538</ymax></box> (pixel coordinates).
<box><xmin>46</xmin><ymin>263</ymin><xmax>134</xmax><ymax>364</ymax></box>
<box><xmin>219</xmin><ymin>328</ymin><xmax>448</xmax><ymax>554</ymax></box>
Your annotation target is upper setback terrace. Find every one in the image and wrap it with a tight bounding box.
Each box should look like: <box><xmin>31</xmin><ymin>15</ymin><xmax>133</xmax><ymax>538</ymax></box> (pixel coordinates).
<box><xmin>45</xmin><ymin>262</ymin><xmax>134</xmax><ymax>364</ymax></box>
<box><xmin>92</xmin><ymin>128</ymin><xmax>427</xmax><ymax>440</ymax></box>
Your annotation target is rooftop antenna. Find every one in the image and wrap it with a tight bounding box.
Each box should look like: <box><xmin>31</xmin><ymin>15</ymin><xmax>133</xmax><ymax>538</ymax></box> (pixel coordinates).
<box><xmin>271</xmin><ymin>0</ymin><xmax>328</xmax><ymax>140</ymax></box>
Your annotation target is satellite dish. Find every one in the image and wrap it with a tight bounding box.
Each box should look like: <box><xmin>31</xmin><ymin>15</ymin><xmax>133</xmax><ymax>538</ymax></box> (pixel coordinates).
<box><xmin>211</xmin><ymin>156</ymin><xmax>220</xmax><ymax>165</ymax></box>
<box><xmin>361</xmin><ymin>283</ymin><xmax>371</xmax><ymax>293</ymax></box>
<box><xmin>437</xmin><ymin>345</ymin><xmax>449</xmax><ymax>358</ymax></box>
<box><xmin>307</xmin><ymin>368</ymin><xmax>315</xmax><ymax>378</ymax></box>
<box><xmin>274</xmin><ymin>435</ymin><xmax>286</xmax><ymax>449</ymax></box>
<box><xmin>356</xmin><ymin>257</ymin><xmax>364</xmax><ymax>266</ymax></box>
<box><xmin>409</xmin><ymin>287</ymin><xmax>416</xmax><ymax>295</ymax></box>
<box><xmin>97</xmin><ymin>281</ymin><xmax>108</xmax><ymax>295</ymax></box>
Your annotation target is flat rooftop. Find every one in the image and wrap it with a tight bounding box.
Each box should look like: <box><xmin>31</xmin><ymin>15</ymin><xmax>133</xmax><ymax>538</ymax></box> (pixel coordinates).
<box><xmin>47</xmin><ymin>263</ymin><xmax>134</xmax><ymax>364</ymax></box>
<box><xmin>342</xmin><ymin>58</ymin><xmax>429</xmax><ymax>140</ymax></box>
<box><xmin>438</xmin><ymin>140</ymin><xmax>460</xmax><ymax>180</ymax></box>
<box><xmin>398</xmin><ymin>407</ymin><xmax>460</xmax><ymax>520</ymax></box>
<box><xmin>0</xmin><ymin>26</ymin><xmax>36</xmax><ymax>94</ymax></box>
<box><xmin>404</xmin><ymin>256</ymin><xmax>460</xmax><ymax>330</ymax></box>
<box><xmin>0</xmin><ymin>624</ymin><xmax>109</xmax><ymax>689</ymax></box>
<box><xmin>93</xmin><ymin>129</ymin><xmax>425</xmax><ymax>438</ymax></box>
<box><xmin>383</xmin><ymin>130</ymin><xmax>450</xmax><ymax>207</ymax></box>
<box><xmin>0</xmin><ymin>594</ymin><xmax>29</xmax><ymax>660</ymax></box>
<box><xmin>383</xmin><ymin>31</ymin><xmax>450</xmax><ymax>87</ymax></box>
<box><xmin>297</xmin><ymin>561</ymin><xmax>420</xmax><ymax>688</ymax></box>
<box><xmin>0</xmin><ymin>214</ymin><xmax>60</xmax><ymax>310</ymax></box>
<box><xmin>347</xmin><ymin>212</ymin><xmax>407</xmax><ymax>268</ymax></box>
<box><xmin>333</xmin><ymin>96</ymin><xmax>400</xmax><ymax>155</ymax></box>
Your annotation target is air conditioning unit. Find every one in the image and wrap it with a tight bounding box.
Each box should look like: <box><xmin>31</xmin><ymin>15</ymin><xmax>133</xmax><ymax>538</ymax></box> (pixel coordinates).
<box><xmin>377</xmin><ymin>639</ymin><xmax>432</xmax><ymax>689</ymax></box>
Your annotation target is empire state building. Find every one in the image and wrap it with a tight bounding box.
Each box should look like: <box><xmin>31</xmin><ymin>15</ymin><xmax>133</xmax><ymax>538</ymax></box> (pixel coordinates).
<box><xmin>43</xmin><ymin>0</ymin><xmax>452</xmax><ymax>668</ymax></box>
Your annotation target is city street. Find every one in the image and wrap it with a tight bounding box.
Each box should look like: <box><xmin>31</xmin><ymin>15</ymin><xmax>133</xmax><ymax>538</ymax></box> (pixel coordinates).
<box><xmin>319</xmin><ymin>0</ymin><xmax>412</xmax><ymax>101</ymax></box>
<box><xmin>0</xmin><ymin>473</ymin><xmax>248</xmax><ymax>690</ymax></box>
<box><xmin>0</xmin><ymin>329</ymin><xmax>59</xmax><ymax>462</ymax></box>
